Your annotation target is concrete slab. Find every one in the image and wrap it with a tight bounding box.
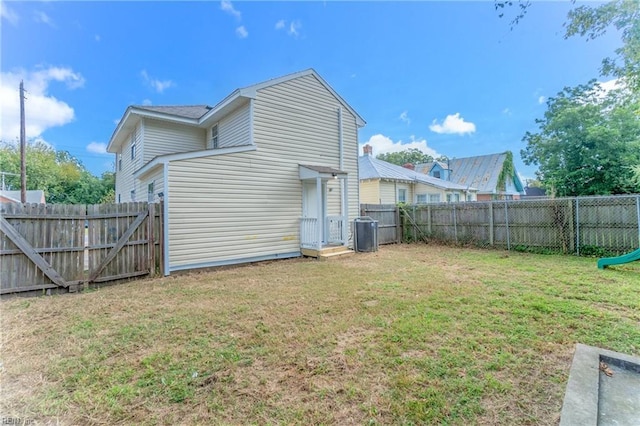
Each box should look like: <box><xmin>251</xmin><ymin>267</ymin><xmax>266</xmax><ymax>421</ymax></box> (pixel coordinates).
<box><xmin>560</xmin><ymin>343</ymin><xmax>640</xmax><ymax>426</ymax></box>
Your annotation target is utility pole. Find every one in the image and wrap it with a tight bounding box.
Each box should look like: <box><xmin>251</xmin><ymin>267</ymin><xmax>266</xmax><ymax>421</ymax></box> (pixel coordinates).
<box><xmin>19</xmin><ymin>80</ymin><xmax>27</xmax><ymax>203</ymax></box>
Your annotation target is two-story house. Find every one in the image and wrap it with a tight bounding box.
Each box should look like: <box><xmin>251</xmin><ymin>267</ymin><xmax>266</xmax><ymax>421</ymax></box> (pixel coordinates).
<box><xmin>107</xmin><ymin>69</ymin><xmax>365</xmax><ymax>275</ymax></box>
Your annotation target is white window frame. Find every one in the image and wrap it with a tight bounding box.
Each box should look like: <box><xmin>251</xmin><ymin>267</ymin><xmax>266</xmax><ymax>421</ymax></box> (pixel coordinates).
<box><xmin>211</xmin><ymin>124</ymin><xmax>219</xmax><ymax>149</ymax></box>
<box><xmin>467</xmin><ymin>193</ymin><xmax>473</xmax><ymax>201</ymax></box>
<box><xmin>454</xmin><ymin>193</ymin><xmax>460</xmax><ymax>202</ymax></box>
<box><xmin>416</xmin><ymin>194</ymin><xmax>427</xmax><ymax>204</ymax></box>
<box><xmin>397</xmin><ymin>188</ymin><xmax>407</xmax><ymax>203</ymax></box>
<box><xmin>429</xmin><ymin>194</ymin><xmax>441</xmax><ymax>203</ymax></box>
<box><xmin>130</xmin><ymin>189</ymin><xmax>136</xmax><ymax>201</ymax></box>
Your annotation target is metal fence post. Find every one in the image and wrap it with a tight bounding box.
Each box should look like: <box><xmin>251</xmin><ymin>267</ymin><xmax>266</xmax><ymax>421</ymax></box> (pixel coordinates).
<box><xmin>505</xmin><ymin>200</ymin><xmax>510</xmax><ymax>251</ymax></box>
<box><xmin>637</xmin><ymin>195</ymin><xmax>640</xmax><ymax>247</ymax></box>
<box><xmin>575</xmin><ymin>197</ymin><xmax>580</xmax><ymax>256</ymax></box>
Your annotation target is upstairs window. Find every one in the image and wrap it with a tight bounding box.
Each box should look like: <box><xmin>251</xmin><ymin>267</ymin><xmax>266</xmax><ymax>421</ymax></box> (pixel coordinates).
<box><xmin>131</xmin><ymin>142</ymin><xmax>136</xmax><ymax>160</ymax></box>
<box><xmin>211</xmin><ymin>124</ymin><xmax>219</xmax><ymax>149</ymax></box>
<box><xmin>118</xmin><ymin>153</ymin><xmax>122</xmax><ymax>171</ymax></box>
<box><xmin>148</xmin><ymin>182</ymin><xmax>154</xmax><ymax>202</ymax></box>
<box><xmin>433</xmin><ymin>171</ymin><xmax>441</xmax><ymax>179</ymax></box>
<box><xmin>131</xmin><ymin>189</ymin><xmax>136</xmax><ymax>201</ymax></box>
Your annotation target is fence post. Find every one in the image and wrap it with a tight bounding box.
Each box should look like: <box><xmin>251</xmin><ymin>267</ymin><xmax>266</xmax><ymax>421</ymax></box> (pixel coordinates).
<box><xmin>575</xmin><ymin>197</ymin><xmax>580</xmax><ymax>256</ymax></box>
<box><xmin>395</xmin><ymin>206</ymin><xmax>401</xmax><ymax>244</ymax></box>
<box><xmin>567</xmin><ymin>198</ymin><xmax>575</xmax><ymax>255</ymax></box>
<box><xmin>148</xmin><ymin>202</ymin><xmax>155</xmax><ymax>277</ymax></box>
<box><xmin>505</xmin><ymin>200</ymin><xmax>510</xmax><ymax>251</ymax></box>
<box><xmin>412</xmin><ymin>205</ymin><xmax>416</xmax><ymax>241</ymax></box>
<box><xmin>427</xmin><ymin>204</ymin><xmax>432</xmax><ymax>234</ymax></box>
<box><xmin>489</xmin><ymin>202</ymin><xmax>494</xmax><ymax>246</ymax></box>
<box><xmin>637</xmin><ymin>195</ymin><xmax>640</xmax><ymax>247</ymax></box>
<box><xmin>453</xmin><ymin>204</ymin><xmax>458</xmax><ymax>244</ymax></box>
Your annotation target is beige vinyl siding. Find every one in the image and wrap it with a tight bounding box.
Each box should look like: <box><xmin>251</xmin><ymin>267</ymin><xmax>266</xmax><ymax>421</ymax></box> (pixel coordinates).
<box><xmin>167</xmin><ymin>73</ymin><xmax>361</xmax><ymax>269</ymax></box>
<box><xmin>215</xmin><ymin>102</ymin><xmax>251</xmax><ymax>148</ymax></box>
<box><xmin>326</xmin><ymin>179</ymin><xmax>342</xmax><ymax>216</ymax></box>
<box><xmin>143</xmin><ymin>168</ymin><xmax>165</xmax><ymax>203</ymax></box>
<box><xmin>143</xmin><ymin>118</ymin><xmax>205</xmax><ymax>163</ymax></box>
<box><xmin>168</xmin><ymin>152</ymin><xmax>301</xmax><ymax>267</ymax></box>
<box><xmin>359</xmin><ymin>180</ymin><xmax>380</xmax><ymax>204</ymax></box>
<box><xmin>115</xmin><ymin>123</ymin><xmax>143</xmax><ymax>202</ymax></box>
<box><xmin>379</xmin><ymin>181</ymin><xmax>397</xmax><ymax>204</ymax></box>
<box><xmin>254</xmin><ymin>73</ymin><xmax>359</xmax><ymax>224</ymax></box>
<box><xmin>414</xmin><ymin>183</ymin><xmax>448</xmax><ymax>203</ymax></box>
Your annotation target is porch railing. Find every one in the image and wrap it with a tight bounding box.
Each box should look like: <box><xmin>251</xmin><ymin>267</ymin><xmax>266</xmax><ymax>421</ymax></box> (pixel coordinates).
<box><xmin>300</xmin><ymin>217</ymin><xmax>319</xmax><ymax>249</ymax></box>
<box><xmin>327</xmin><ymin>215</ymin><xmax>346</xmax><ymax>245</ymax></box>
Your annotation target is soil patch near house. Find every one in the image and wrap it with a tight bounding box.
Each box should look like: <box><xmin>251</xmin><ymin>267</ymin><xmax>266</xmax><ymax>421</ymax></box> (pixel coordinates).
<box><xmin>1</xmin><ymin>244</ymin><xmax>639</xmax><ymax>425</ymax></box>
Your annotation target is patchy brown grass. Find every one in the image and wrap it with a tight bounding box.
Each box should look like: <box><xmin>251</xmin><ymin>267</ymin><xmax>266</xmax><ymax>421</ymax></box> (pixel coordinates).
<box><xmin>1</xmin><ymin>244</ymin><xmax>639</xmax><ymax>425</ymax></box>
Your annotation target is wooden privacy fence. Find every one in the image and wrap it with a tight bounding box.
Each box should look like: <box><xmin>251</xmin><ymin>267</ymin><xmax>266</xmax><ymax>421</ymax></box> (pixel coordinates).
<box><xmin>360</xmin><ymin>204</ymin><xmax>401</xmax><ymax>244</ymax></box>
<box><xmin>0</xmin><ymin>202</ymin><xmax>162</xmax><ymax>296</ymax></box>
<box><xmin>399</xmin><ymin>194</ymin><xmax>640</xmax><ymax>256</ymax></box>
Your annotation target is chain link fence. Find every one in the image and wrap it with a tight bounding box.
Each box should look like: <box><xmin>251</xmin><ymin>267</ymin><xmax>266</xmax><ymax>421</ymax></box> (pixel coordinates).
<box><xmin>401</xmin><ymin>194</ymin><xmax>640</xmax><ymax>256</ymax></box>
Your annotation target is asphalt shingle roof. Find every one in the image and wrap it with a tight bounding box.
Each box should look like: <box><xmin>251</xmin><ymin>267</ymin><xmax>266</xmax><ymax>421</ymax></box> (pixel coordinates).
<box><xmin>132</xmin><ymin>105</ymin><xmax>212</xmax><ymax>120</ymax></box>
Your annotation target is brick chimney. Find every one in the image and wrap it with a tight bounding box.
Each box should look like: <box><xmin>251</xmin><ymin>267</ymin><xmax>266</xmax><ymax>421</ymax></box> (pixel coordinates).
<box><xmin>402</xmin><ymin>163</ymin><xmax>415</xmax><ymax>170</ymax></box>
<box><xmin>363</xmin><ymin>144</ymin><xmax>373</xmax><ymax>156</ymax></box>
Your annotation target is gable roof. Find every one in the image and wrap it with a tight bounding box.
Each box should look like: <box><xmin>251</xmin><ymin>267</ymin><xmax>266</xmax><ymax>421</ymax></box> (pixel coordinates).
<box><xmin>416</xmin><ymin>152</ymin><xmax>524</xmax><ymax>195</ymax></box>
<box><xmin>0</xmin><ymin>190</ymin><xmax>46</xmax><ymax>204</ymax></box>
<box><xmin>359</xmin><ymin>155</ymin><xmax>475</xmax><ymax>191</ymax></box>
<box><xmin>108</xmin><ymin>69</ymin><xmax>365</xmax><ymax>153</ymax></box>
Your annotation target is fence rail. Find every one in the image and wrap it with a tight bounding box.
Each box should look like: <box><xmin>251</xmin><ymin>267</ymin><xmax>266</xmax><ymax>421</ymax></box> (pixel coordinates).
<box><xmin>400</xmin><ymin>195</ymin><xmax>640</xmax><ymax>256</ymax></box>
<box><xmin>361</xmin><ymin>194</ymin><xmax>640</xmax><ymax>256</ymax></box>
<box><xmin>1</xmin><ymin>202</ymin><xmax>163</xmax><ymax>296</ymax></box>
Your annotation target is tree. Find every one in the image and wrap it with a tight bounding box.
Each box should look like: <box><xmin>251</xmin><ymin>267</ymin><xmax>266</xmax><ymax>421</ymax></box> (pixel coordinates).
<box><xmin>0</xmin><ymin>140</ymin><xmax>115</xmax><ymax>204</ymax></box>
<box><xmin>496</xmin><ymin>0</ymin><xmax>640</xmax><ymax>91</ymax></box>
<box><xmin>521</xmin><ymin>80</ymin><xmax>640</xmax><ymax>196</ymax></box>
<box><xmin>377</xmin><ymin>148</ymin><xmax>434</xmax><ymax>166</ymax></box>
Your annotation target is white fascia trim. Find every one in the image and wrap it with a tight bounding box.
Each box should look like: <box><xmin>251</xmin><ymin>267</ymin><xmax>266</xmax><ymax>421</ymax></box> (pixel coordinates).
<box><xmin>107</xmin><ymin>108</ymin><xmax>133</xmax><ymax>153</ymax></box>
<box><xmin>169</xmin><ymin>251</ymin><xmax>301</xmax><ymax>273</ymax></box>
<box><xmin>198</xmin><ymin>89</ymin><xmax>253</xmax><ymax>124</ymax></box>
<box><xmin>134</xmin><ymin>144</ymin><xmax>257</xmax><ymax>179</ymax></box>
<box><xmin>249</xmin><ymin>98</ymin><xmax>254</xmax><ymax>145</ymax></box>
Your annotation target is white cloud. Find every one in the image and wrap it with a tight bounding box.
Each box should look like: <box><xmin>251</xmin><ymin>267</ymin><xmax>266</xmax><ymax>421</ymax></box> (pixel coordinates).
<box><xmin>141</xmin><ymin>70</ymin><xmax>174</xmax><ymax>93</ymax></box>
<box><xmin>288</xmin><ymin>20</ymin><xmax>302</xmax><ymax>37</ymax></box>
<box><xmin>502</xmin><ymin>107</ymin><xmax>511</xmax><ymax>115</ymax></box>
<box><xmin>1</xmin><ymin>3</ymin><xmax>19</xmax><ymax>25</ymax></box>
<box><xmin>360</xmin><ymin>134</ymin><xmax>441</xmax><ymax>159</ymax></box>
<box><xmin>538</xmin><ymin>96</ymin><xmax>546</xmax><ymax>104</ymax></box>
<box><xmin>142</xmin><ymin>99</ymin><xmax>152</xmax><ymax>106</ymax></box>
<box><xmin>275</xmin><ymin>19</ymin><xmax>302</xmax><ymax>37</ymax></box>
<box><xmin>429</xmin><ymin>113</ymin><xmax>476</xmax><ymax>135</ymax></box>
<box><xmin>95</xmin><ymin>34</ymin><xmax>101</xmax><ymax>42</ymax></box>
<box><xmin>220</xmin><ymin>1</ymin><xmax>241</xmax><ymax>20</ymax></box>
<box><xmin>0</xmin><ymin>66</ymin><xmax>84</xmax><ymax>140</ymax></box>
<box><xmin>399</xmin><ymin>111</ymin><xmax>411</xmax><ymax>125</ymax></box>
<box><xmin>86</xmin><ymin>142</ymin><xmax>108</xmax><ymax>154</ymax></box>
<box><xmin>34</xmin><ymin>11</ymin><xmax>54</xmax><ymax>27</ymax></box>
<box><xmin>236</xmin><ymin>25</ymin><xmax>248</xmax><ymax>39</ymax></box>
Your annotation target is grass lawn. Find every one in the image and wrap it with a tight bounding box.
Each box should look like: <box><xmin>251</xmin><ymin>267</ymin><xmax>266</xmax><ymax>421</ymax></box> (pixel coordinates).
<box><xmin>1</xmin><ymin>244</ymin><xmax>639</xmax><ymax>425</ymax></box>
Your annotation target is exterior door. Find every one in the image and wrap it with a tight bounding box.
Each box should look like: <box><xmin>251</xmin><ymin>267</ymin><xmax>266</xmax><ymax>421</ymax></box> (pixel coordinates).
<box><xmin>303</xmin><ymin>181</ymin><xmax>327</xmax><ymax>241</ymax></box>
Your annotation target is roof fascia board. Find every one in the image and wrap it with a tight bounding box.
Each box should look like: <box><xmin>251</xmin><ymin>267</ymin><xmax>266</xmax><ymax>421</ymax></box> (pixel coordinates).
<box><xmin>134</xmin><ymin>144</ymin><xmax>257</xmax><ymax>179</ymax></box>
<box><xmin>198</xmin><ymin>89</ymin><xmax>246</xmax><ymax>124</ymax></box>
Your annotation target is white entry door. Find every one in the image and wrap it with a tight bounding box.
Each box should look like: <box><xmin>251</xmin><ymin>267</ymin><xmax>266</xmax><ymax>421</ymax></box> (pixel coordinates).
<box><xmin>303</xmin><ymin>181</ymin><xmax>327</xmax><ymax>240</ymax></box>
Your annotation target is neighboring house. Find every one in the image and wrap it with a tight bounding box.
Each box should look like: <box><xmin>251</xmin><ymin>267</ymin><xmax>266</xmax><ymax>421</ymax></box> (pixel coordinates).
<box><xmin>415</xmin><ymin>152</ymin><xmax>525</xmax><ymax>201</ymax></box>
<box><xmin>0</xmin><ymin>190</ymin><xmax>46</xmax><ymax>204</ymax></box>
<box><xmin>359</xmin><ymin>146</ymin><xmax>477</xmax><ymax>204</ymax></box>
<box><xmin>107</xmin><ymin>69</ymin><xmax>365</xmax><ymax>275</ymax></box>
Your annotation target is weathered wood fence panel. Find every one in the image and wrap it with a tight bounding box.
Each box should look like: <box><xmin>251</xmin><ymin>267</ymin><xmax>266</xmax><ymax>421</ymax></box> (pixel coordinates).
<box><xmin>360</xmin><ymin>204</ymin><xmax>400</xmax><ymax>244</ymax></box>
<box><xmin>399</xmin><ymin>194</ymin><xmax>640</xmax><ymax>256</ymax></box>
<box><xmin>1</xmin><ymin>202</ymin><xmax>163</xmax><ymax>296</ymax></box>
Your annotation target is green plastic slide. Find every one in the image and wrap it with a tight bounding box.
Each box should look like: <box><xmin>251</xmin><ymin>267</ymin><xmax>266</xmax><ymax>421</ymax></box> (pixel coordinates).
<box><xmin>597</xmin><ymin>248</ymin><xmax>640</xmax><ymax>269</ymax></box>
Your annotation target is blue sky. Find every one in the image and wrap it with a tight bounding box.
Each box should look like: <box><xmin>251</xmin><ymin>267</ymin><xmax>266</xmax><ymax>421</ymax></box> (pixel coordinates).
<box><xmin>0</xmin><ymin>1</ymin><xmax>621</xmax><ymax>181</ymax></box>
